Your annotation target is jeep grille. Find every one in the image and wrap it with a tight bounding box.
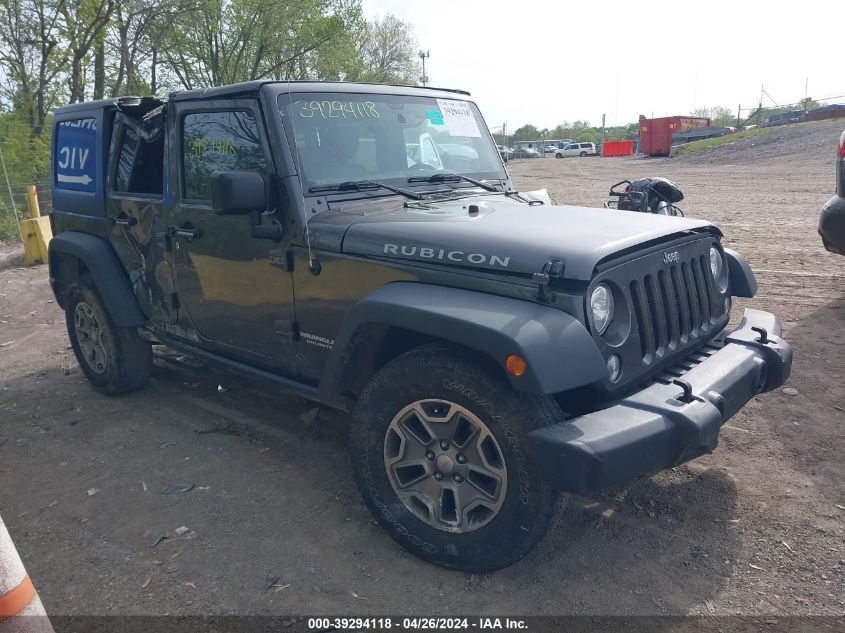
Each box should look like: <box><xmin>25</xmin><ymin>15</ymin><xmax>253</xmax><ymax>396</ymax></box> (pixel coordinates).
<box><xmin>629</xmin><ymin>253</ymin><xmax>718</xmax><ymax>363</ymax></box>
<box><xmin>589</xmin><ymin>237</ymin><xmax>730</xmax><ymax>391</ymax></box>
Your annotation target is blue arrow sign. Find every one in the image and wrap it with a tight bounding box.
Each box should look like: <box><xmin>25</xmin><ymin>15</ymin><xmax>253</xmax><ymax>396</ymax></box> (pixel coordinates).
<box><xmin>55</xmin><ymin>118</ymin><xmax>97</xmax><ymax>192</ymax></box>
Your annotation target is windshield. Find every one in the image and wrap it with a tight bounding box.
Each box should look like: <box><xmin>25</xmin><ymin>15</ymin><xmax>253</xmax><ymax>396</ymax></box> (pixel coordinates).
<box><xmin>280</xmin><ymin>92</ymin><xmax>506</xmax><ymax>194</ymax></box>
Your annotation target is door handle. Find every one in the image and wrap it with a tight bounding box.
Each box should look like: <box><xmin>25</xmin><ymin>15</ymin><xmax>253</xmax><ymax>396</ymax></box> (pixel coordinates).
<box><xmin>110</xmin><ymin>213</ymin><xmax>137</xmax><ymax>227</ymax></box>
<box><xmin>168</xmin><ymin>223</ymin><xmax>201</xmax><ymax>241</ymax></box>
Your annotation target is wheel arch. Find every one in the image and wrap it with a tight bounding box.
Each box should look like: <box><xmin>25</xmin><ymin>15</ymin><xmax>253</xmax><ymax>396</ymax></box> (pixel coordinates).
<box><xmin>317</xmin><ymin>282</ymin><xmax>608</xmax><ymax>404</ymax></box>
<box><xmin>48</xmin><ymin>232</ymin><xmax>147</xmax><ymax>327</ymax></box>
<box><xmin>724</xmin><ymin>248</ymin><xmax>758</xmax><ymax>298</ymax></box>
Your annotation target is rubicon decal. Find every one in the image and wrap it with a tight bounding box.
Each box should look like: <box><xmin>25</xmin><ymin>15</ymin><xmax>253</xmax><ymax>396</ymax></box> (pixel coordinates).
<box><xmin>383</xmin><ymin>244</ymin><xmax>511</xmax><ymax>268</ymax></box>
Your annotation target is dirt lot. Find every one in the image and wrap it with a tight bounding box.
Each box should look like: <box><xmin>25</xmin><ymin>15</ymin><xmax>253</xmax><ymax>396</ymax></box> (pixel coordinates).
<box><xmin>1</xmin><ymin>118</ymin><xmax>843</xmax><ymax>619</ymax></box>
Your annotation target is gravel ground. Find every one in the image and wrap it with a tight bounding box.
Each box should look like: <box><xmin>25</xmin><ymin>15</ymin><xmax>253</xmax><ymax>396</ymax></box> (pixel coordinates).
<box><xmin>0</xmin><ymin>118</ymin><xmax>843</xmax><ymax>620</ymax></box>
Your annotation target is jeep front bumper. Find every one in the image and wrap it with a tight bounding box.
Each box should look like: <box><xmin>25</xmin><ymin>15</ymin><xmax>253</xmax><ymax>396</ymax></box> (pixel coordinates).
<box><xmin>528</xmin><ymin>308</ymin><xmax>792</xmax><ymax>493</ymax></box>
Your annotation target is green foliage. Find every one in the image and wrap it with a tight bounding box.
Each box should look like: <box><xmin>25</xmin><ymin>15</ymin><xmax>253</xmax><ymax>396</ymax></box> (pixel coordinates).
<box><xmin>0</xmin><ymin>110</ymin><xmax>51</xmax><ymax>241</ymax></box>
<box><xmin>0</xmin><ymin>0</ymin><xmax>420</xmax><ymax>241</ymax></box>
<box><xmin>511</xmin><ymin>124</ymin><xmax>540</xmax><ymax>142</ymax></box>
<box><xmin>690</xmin><ymin>106</ymin><xmax>737</xmax><ymax>127</ymax></box>
<box><xmin>674</xmin><ymin>126</ymin><xmax>774</xmax><ymax>156</ymax></box>
<box><xmin>506</xmin><ymin>119</ymin><xmax>637</xmax><ymax>146</ymax></box>
<box><xmin>798</xmin><ymin>97</ymin><xmax>819</xmax><ymax>111</ymax></box>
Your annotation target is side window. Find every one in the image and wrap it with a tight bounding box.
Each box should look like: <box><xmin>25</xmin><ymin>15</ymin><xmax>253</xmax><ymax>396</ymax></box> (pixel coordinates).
<box><xmin>182</xmin><ymin>110</ymin><xmax>267</xmax><ymax>201</ymax></box>
<box><xmin>114</xmin><ymin>127</ymin><xmax>164</xmax><ymax>195</ymax></box>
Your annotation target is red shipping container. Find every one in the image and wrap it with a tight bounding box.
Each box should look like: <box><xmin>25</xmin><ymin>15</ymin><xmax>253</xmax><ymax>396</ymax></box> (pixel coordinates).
<box><xmin>639</xmin><ymin>115</ymin><xmax>710</xmax><ymax>155</ymax></box>
<box><xmin>601</xmin><ymin>140</ymin><xmax>634</xmax><ymax>157</ymax></box>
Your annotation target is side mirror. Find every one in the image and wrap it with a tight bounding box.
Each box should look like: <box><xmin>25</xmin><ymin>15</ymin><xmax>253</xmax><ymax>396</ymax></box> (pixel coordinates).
<box><xmin>210</xmin><ymin>171</ymin><xmax>266</xmax><ymax>215</ymax></box>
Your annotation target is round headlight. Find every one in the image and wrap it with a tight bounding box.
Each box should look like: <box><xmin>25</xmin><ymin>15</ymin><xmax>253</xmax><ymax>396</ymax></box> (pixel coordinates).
<box><xmin>709</xmin><ymin>246</ymin><xmax>723</xmax><ymax>279</ymax></box>
<box><xmin>590</xmin><ymin>283</ymin><xmax>614</xmax><ymax>335</ymax></box>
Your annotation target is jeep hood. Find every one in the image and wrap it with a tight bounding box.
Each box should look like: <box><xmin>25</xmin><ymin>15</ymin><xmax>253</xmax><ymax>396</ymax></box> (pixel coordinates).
<box><xmin>334</xmin><ymin>195</ymin><xmax>719</xmax><ymax>281</ymax></box>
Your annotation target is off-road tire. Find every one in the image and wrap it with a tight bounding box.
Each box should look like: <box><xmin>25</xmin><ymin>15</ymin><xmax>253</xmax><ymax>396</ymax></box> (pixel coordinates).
<box><xmin>350</xmin><ymin>345</ymin><xmax>564</xmax><ymax>572</ymax></box>
<box><xmin>64</xmin><ymin>275</ymin><xmax>152</xmax><ymax>395</ymax></box>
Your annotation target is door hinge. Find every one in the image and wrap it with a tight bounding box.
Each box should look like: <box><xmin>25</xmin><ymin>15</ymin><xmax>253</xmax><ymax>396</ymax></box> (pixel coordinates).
<box><xmin>275</xmin><ymin>319</ymin><xmax>300</xmax><ymax>342</ymax></box>
<box><xmin>269</xmin><ymin>249</ymin><xmax>294</xmax><ymax>272</ymax></box>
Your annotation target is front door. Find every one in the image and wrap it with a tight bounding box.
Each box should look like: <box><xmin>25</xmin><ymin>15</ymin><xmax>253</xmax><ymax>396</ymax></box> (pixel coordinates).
<box><xmin>168</xmin><ymin>99</ymin><xmax>297</xmax><ymax>371</ymax></box>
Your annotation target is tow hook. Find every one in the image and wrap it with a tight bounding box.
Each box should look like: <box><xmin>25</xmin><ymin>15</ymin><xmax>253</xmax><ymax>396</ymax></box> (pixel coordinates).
<box><xmin>751</xmin><ymin>326</ymin><xmax>770</xmax><ymax>344</ymax></box>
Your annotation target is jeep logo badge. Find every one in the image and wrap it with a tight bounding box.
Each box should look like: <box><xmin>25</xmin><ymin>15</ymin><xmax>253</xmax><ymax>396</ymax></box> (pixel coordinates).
<box><xmin>662</xmin><ymin>250</ymin><xmax>680</xmax><ymax>265</ymax></box>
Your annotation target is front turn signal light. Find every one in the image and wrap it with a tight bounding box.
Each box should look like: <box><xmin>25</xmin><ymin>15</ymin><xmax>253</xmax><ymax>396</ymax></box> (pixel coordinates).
<box><xmin>506</xmin><ymin>354</ymin><xmax>527</xmax><ymax>377</ymax></box>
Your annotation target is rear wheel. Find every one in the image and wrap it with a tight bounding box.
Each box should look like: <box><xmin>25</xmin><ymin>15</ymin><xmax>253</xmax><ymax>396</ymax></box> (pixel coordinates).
<box><xmin>579</xmin><ymin>151</ymin><xmax>587</xmax><ymax>157</ymax></box>
<box><xmin>350</xmin><ymin>345</ymin><xmax>563</xmax><ymax>572</ymax></box>
<box><xmin>65</xmin><ymin>276</ymin><xmax>152</xmax><ymax>395</ymax></box>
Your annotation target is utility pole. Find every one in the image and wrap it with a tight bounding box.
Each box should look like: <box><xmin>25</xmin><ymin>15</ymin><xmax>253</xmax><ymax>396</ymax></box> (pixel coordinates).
<box><xmin>737</xmin><ymin>103</ymin><xmax>741</xmax><ymax>128</ymax></box>
<box><xmin>418</xmin><ymin>50</ymin><xmax>430</xmax><ymax>87</ymax></box>
<box><xmin>601</xmin><ymin>113</ymin><xmax>606</xmax><ymax>148</ymax></box>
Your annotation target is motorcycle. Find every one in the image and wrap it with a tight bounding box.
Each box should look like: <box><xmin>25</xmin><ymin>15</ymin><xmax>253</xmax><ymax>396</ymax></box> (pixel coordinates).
<box><xmin>604</xmin><ymin>177</ymin><xmax>684</xmax><ymax>217</ymax></box>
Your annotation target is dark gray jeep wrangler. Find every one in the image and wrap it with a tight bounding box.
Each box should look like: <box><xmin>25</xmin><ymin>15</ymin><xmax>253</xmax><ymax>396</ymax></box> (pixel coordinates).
<box><xmin>48</xmin><ymin>81</ymin><xmax>792</xmax><ymax>571</ymax></box>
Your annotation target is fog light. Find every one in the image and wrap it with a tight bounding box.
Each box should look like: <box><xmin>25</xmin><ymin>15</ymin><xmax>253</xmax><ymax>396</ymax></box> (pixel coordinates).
<box><xmin>606</xmin><ymin>355</ymin><xmax>621</xmax><ymax>382</ymax></box>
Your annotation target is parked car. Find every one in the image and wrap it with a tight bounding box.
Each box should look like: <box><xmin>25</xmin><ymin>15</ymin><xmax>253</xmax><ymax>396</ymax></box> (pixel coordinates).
<box><xmin>555</xmin><ymin>142</ymin><xmax>598</xmax><ymax>158</ymax></box>
<box><xmin>818</xmin><ymin>128</ymin><xmax>845</xmax><ymax>254</ymax></box>
<box><xmin>763</xmin><ymin>110</ymin><xmax>806</xmax><ymax>127</ymax></box>
<box><xmin>544</xmin><ymin>145</ymin><xmax>558</xmax><ymax>153</ymax></box>
<box><xmin>496</xmin><ymin>145</ymin><xmax>512</xmax><ymax>162</ymax></box>
<box><xmin>512</xmin><ymin>146</ymin><xmax>540</xmax><ymax>158</ymax></box>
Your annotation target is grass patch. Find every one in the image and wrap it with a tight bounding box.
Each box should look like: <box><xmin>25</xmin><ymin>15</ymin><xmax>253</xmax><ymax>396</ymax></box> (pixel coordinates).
<box><xmin>0</xmin><ymin>209</ymin><xmax>22</xmax><ymax>242</ymax></box>
<box><xmin>674</xmin><ymin>126</ymin><xmax>775</xmax><ymax>156</ymax></box>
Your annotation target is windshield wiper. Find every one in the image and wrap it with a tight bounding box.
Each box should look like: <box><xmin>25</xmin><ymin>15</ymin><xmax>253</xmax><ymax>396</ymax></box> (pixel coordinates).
<box><xmin>308</xmin><ymin>180</ymin><xmax>423</xmax><ymax>200</ymax></box>
<box><xmin>406</xmin><ymin>173</ymin><xmax>499</xmax><ymax>193</ymax></box>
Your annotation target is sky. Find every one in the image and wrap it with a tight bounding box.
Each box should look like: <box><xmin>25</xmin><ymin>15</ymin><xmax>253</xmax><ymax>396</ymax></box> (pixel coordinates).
<box><xmin>362</xmin><ymin>0</ymin><xmax>845</xmax><ymax>132</ymax></box>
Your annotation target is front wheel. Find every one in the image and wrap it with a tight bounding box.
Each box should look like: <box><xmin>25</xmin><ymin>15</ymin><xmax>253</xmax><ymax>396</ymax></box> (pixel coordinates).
<box><xmin>579</xmin><ymin>151</ymin><xmax>587</xmax><ymax>157</ymax></box>
<box><xmin>350</xmin><ymin>345</ymin><xmax>563</xmax><ymax>572</ymax></box>
<box><xmin>555</xmin><ymin>153</ymin><xmax>563</xmax><ymax>159</ymax></box>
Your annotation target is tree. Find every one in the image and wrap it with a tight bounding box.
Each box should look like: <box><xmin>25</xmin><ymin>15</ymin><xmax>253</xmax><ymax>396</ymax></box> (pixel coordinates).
<box><xmin>512</xmin><ymin>124</ymin><xmax>540</xmax><ymax>141</ymax></box>
<box><xmin>0</xmin><ymin>0</ymin><xmax>66</xmax><ymax>137</ymax></box>
<box><xmin>798</xmin><ymin>97</ymin><xmax>819</xmax><ymax>112</ymax></box>
<box><xmin>691</xmin><ymin>105</ymin><xmax>735</xmax><ymax>127</ymax></box>
<box><xmin>160</xmin><ymin>0</ymin><xmax>361</xmax><ymax>89</ymax></box>
<box><xmin>351</xmin><ymin>14</ymin><xmax>419</xmax><ymax>84</ymax></box>
<box><xmin>59</xmin><ymin>0</ymin><xmax>115</xmax><ymax>102</ymax></box>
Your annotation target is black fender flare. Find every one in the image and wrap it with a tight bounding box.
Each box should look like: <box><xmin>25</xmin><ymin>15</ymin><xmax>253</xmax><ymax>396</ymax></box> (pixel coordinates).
<box><xmin>724</xmin><ymin>248</ymin><xmax>758</xmax><ymax>298</ymax></box>
<box><xmin>48</xmin><ymin>232</ymin><xmax>147</xmax><ymax>327</ymax></box>
<box><xmin>317</xmin><ymin>282</ymin><xmax>608</xmax><ymax>400</ymax></box>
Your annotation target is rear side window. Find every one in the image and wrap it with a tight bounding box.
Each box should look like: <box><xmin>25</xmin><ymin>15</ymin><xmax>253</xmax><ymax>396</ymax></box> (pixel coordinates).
<box><xmin>55</xmin><ymin>118</ymin><xmax>97</xmax><ymax>192</ymax></box>
<box><xmin>114</xmin><ymin>127</ymin><xmax>164</xmax><ymax>195</ymax></box>
<box><xmin>182</xmin><ymin>110</ymin><xmax>267</xmax><ymax>201</ymax></box>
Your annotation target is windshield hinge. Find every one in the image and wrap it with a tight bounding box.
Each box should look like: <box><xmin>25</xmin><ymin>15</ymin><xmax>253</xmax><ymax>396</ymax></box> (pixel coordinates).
<box><xmin>532</xmin><ymin>258</ymin><xmax>564</xmax><ymax>302</ymax></box>
<box><xmin>269</xmin><ymin>249</ymin><xmax>294</xmax><ymax>272</ymax></box>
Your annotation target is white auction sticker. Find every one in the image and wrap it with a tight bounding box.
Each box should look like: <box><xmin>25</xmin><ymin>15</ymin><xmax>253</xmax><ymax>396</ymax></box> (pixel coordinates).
<box><xmin>435</xmin><ymin>99</ymin><xmax>481</xmax><ymax>137</ymax></box>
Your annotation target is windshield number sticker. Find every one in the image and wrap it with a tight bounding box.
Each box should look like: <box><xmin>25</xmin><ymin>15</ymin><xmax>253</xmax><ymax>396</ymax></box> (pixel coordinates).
<box><xmin>294</xmin><ymin>100</ymin><xmax>379</xmax><ymax>120</ymax></box>
<box><xmin>435</xmin><ymin>99</ymin><xmax>481</xmax><ymax>137</ymax></box>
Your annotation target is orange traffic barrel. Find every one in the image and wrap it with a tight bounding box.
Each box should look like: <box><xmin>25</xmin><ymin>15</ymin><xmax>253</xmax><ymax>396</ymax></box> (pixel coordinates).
<box><xmin>0</xmin><ymin>516</ymin><xmax>54</xmax><ymax>633</ymax></box>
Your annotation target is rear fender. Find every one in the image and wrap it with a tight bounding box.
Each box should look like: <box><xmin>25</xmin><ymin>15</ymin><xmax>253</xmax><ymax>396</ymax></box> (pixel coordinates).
<box><xmin>48</xmin><ymin>232</ymin><xmax>147</xmax><ymax>327</ymax></box>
